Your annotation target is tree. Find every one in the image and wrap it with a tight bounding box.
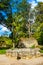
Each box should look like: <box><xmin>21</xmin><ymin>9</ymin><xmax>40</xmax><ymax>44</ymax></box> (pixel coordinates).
<box><xmin>9</xmin><ymin>0</ymin><xmax>31</xmax><ymax>48</ymax></box>
<box><xmin>0</xmin><ymin>36</ymin><xmax>12</xmax><ymax>48</ymax></box>
<box><xmin>32</xmin><ymin>2</ymin><xmax>43</xmax><ymax>45</ymax></box>
<box><xmin>35</xmin><ymin>2</ymin><xmax>43</xmax><ymax>23</ymax></box>
<box><xmin>10</xmin><ymin>14</ymin><xmax>29</xmax><ymax>48</ymax></box>
<box><xmin>0</xmin><ymin>0</ymin><xmax>13</xmax><ymax>29</ymax></box>
<box><xmin>16</xmin><ymin>0</ymin><xmax>31</xmax><ymax>36</ymax></box>
<box><xmin>0</xmin><ymin>0</ymin><xmax>32</xmax><ymax>48</ymax></box>
<box><xmin>33</xmin><ymin>23</ymin><xmax>43</xmax><ymax>45</ymax></box>
<box><xmin>0</xmin><ymin>0</ymin><xmax>15</xmax><ymax>48</ymax></box>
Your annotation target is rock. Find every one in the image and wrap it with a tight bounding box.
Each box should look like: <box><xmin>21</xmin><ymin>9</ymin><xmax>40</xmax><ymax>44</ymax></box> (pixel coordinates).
<box><xmin>18</xmin><ymin>37</ymin><xmax>38</xmax><ymax>48</ymax></box>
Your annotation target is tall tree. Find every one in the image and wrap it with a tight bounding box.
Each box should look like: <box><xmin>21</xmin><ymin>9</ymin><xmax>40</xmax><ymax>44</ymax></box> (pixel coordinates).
<box><xmin>0</xmin><ymin>0</ymin><xmax>15</xmax><ymax>48</ymax></box>
<box><xmin>35</xmin><ymin>2</ymin><xmax>43</xmax><ymax>23</ymax></box>
<box><xmin>10</xmin><ymin>0</ymin><xmax>31</xmax><ymax>48</ymax></box>
<box><xmin>0</xmin><ymin>0</ymin><xmax>13</xmax><ymax>29</ymax></box>
<box><xmin>32</xmin><ymin>2</ymin><xmax>43</xmax><ymax>45</ymax></box>
<box><xmin>16</xmin><ymin>0</ymin><xmax>31</xmax><ymax>36</ymax></box>
<box><xmin>0</xmin><ymin>0</ymin><xmax>31</xmax><ymax>48</ymax></box>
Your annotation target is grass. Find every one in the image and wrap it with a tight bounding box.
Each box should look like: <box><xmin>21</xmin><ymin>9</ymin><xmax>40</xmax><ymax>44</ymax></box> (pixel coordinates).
<box><xmin>39</xmin><ymin>45</ymin><xmax>43</xmax><ymax>53</ymax></box>
<box><xmin>39</xmin><ymin>50</ymin><xmax>43</xmax><ymax>53</ymax></box>
<box><xmin>0</xmin><ymin>49</ymin><xmax>6</xmax><ymax>54</ymax></box>
<box><xmin>30</xmin><ymin>45</ymin><xmax>35</xmax><ymax>49</ymax></box>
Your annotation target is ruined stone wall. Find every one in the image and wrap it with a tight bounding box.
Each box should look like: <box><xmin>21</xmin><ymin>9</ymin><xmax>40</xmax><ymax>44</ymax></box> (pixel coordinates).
<box><xmin>6</xmin><ymin>48</ymin><xmax>41</xmax><ymax>59</ymax></box>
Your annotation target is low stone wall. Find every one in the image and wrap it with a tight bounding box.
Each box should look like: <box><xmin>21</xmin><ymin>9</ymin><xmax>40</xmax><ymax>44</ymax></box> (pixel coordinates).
<box><xmin>6</xmin><ymin>48</ymin><xmax>41</xmax><ymax>59</ymax></box>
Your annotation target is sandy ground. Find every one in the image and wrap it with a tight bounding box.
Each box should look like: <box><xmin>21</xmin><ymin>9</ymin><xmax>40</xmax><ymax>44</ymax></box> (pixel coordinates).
<box><xmin>0</xmin><ymin>55</ymin><xmax>43</xmax><ymax>65</ymax></box>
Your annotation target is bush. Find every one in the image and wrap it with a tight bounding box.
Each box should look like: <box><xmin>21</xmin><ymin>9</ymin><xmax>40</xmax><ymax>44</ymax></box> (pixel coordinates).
<box><xmin>0</xmin><ymin>49</ymin><xmax>6</xmax><ymax>54</ymax></box>
<box><xmin>33</xmin><ymin>23</ymin><xmax>43</xmax><ymax>45</ymax></box>
<box><xmin>39</xmin><ymin>50</ymin><xmax>43</xmax><ymax>53</ymax></box>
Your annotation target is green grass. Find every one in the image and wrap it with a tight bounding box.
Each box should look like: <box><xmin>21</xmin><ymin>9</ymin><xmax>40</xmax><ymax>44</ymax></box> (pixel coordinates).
<box><xmin>0</xmin><ymin>49</ymin><xmax>6</xmax><ymax>54</ymax></box>
<box><xmin>39</xmin><ymin>50</ymin><xmax>43</xmax><ymax>53</ymax></box>
<box><xmin>30</xmin><ymin>45</ymin><xmax>35</xmax><ymax>49</ymax></box>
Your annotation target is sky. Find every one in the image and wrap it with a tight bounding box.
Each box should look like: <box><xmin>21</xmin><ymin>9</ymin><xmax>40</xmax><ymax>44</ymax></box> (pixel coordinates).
<box><xmin>0</xmin><ymin>25</ymin><xmax>11</xmax><ymax>36</ymax></box>
<box><xmin>0</xmin><ymin>0</ymin><xmax>43</xmax><ymax>36</ymax></box>
<box><xmin>28</xmin><ymin>0</ymin><xmax>43</xmax><ymax>8</ymax></box>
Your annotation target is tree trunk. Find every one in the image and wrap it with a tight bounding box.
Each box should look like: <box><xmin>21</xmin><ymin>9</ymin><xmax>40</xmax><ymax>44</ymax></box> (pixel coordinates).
<box><xmin>13</xmin><ymin>43</ymin><xmax>15</xmax><ymax>49</ymax></box>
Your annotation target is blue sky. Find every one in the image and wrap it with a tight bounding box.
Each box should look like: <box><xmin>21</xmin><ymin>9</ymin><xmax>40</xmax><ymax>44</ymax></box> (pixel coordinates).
<box><xmin>0</xmin><ymin>0</ymin><xmax>43</xmax><ymax>36</ymax></box>
<box><xmin>28</xmin><ymin>0</ymin><xmax>43</xmax><ymax>8</ymax></box>
<box><xmin>0</xmin><ymin>25</ymin><xmax>11</xmax><ymax>36</ymax></box>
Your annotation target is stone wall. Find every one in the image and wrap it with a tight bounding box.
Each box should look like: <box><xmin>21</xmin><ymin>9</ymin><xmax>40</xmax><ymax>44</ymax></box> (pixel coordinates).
<box><xmin>6</xmin><ymin>48</ymin><xmax>41</xmax><ymax>59</ymax></box>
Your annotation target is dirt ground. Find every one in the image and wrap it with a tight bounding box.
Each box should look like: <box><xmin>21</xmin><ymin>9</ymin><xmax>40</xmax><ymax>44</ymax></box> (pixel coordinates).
<box><xmin>0</xmin><ymin>55</ymin><xmax>43</xmax><ymax>65</ymax></box>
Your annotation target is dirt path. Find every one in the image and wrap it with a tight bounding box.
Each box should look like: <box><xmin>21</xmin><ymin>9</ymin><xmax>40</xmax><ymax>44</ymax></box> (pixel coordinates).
<box><xmin>0</xmin><ymin>55</ymin><xmax>43</xmax><ymax>65</ymax></box>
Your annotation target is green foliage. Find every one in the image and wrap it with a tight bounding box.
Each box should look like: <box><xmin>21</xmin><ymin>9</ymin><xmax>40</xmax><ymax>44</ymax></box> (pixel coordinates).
<box><xmin>0</xmin><ymin>0</ymin><xmax>43</xmax><ymax>48</ymax></box>
<box><xmin>0</xmin><ymin>49</ymin><xmax>6</xmax><ymax>54</ymax></box>
<box><xmin>0</xmin><ymin>0</ymin><xmax>13</xmax><ymax>30</ymax></box>
<box><xmin>0</xmin><ymin>37</ymin><xmax>12</xmax><ymax>48</ymax></box>
<box><xmin>39</xmin><ymin>50</ymin><xmax>43</xmax><ymax>53</ymax></box>
<box><xmin>30</xmin><ymin>45</ymin><xmax>35</xmax><ymax>49</ymax></box>
<box><xmin>33</xmin><ymin>23</ymin><xmax>43</xmax><ymax>45</ymax></box>
<box><xmin>10</xmin><ymin>0</ymin><xmax>31</xmax><ymax>48</ymax></box>
<box><xmin>17</xmin><ymin>0</ymin><xmax>31</xmax><ymax>18</ymax></box>
<box><xmin>0</xmin><ymin>0</ymin><xmax>31</xmax><ymax>48</ymax></box>
<box><xmin>35</xmin><ymin>2</ymin><xmax>43</xmax><ymax>23</ymax></box>
<box><xmin>32</xmin><ymin>2</ymin><xmax>43</xmax><ymax>45</ymax></box>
